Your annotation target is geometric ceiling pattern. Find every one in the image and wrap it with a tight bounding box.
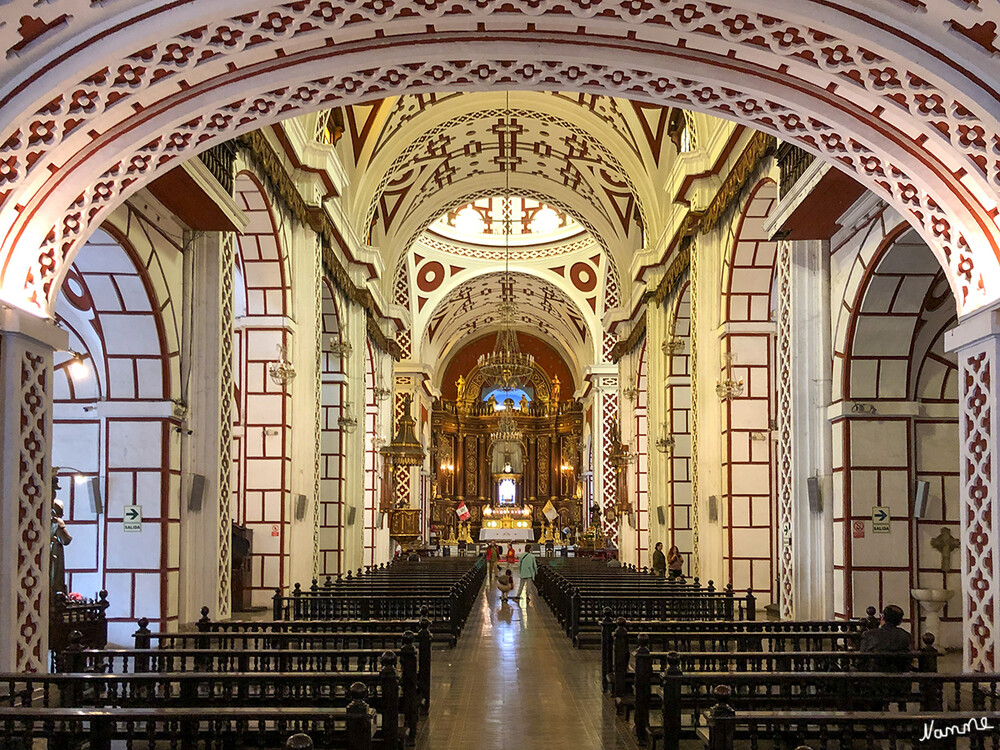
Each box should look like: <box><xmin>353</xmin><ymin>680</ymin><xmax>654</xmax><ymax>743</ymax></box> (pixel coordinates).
<box><xmin>422</xmin><ymin>271</ymin><xmax>590</xmax><ymax>355</ymax></box>
<box><xmin>363</xmin><ymin>102</ymin><xmax>652</xmax><ymax>248</ymax></box>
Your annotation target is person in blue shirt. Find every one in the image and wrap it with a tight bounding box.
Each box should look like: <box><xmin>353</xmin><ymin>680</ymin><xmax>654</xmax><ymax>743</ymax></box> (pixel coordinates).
<box><xmin>516</xmin><ymin>544</ymin><xmax>538</xmax><ymax>602</ymax></box>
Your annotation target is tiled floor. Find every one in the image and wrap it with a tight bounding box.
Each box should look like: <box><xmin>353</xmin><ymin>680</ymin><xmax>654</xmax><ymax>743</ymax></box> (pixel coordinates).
<box><xmin>415</xmin><ymin>578</ymin><xmax>640</xmax><ymax>749</ymax></box>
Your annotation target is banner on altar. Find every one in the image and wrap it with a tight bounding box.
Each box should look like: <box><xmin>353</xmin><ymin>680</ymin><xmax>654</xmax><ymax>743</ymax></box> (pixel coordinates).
<box><xmin>542</xmin><ymin>500</ymin><xmax>558</xmax><ymax>522</ymax></box>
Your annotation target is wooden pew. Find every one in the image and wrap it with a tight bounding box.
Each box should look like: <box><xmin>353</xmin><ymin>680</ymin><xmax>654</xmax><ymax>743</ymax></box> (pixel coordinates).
<box><xmin>600</xmin><ymin>615</ymin><xmax>868</xmax><ymax>695</ymax></box>
<box><xmin>49</xmin><ymin>590</ymin><xmax>109</xmax><ymax>668</ymax></box>
<box><xmin>273</xmin><ymin>558</ymin><xmax>486</xmax><ymax>645</ymax></box>
<box><xmin>633</xmin><ymin>637</ymin><xmax>942</xmax><ymax>749</ymax></box>
<box><xmin>118</xmin><ymin>616</ymin><xmax>433</xmax><ymax>717</ymax></box>
<box><xmin>0</xmin><ymin>662</ymin><xmax>405</xmax><ymax>749</ymax></box>
<box><xmin>703</xmin><ymin>684</ymin><xmax>1000</xmax><ymax>750</ymax></box>
<box><xmin>0</xmin><ymin>697</ymin><xmax>378</xmax><ymax>750</ymax></box>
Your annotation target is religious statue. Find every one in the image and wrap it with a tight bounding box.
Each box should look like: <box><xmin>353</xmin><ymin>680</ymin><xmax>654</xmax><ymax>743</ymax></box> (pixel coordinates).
<box><xmin>456</xmin><ymin>375</ymin><xmax>466</xmax><ymax>400</ymax></box>
<box><xmin>549</xmin><ymin>376</ymin><xmax>561</xmax><ymax>415</ymax></box>
<box><xmin>50</xmin><ymin>483</ymin><xmax>72</xmax><ymax>603</ymax></box>
<box><xmin>930</xmin><ymin>527</ymin><xmax>960</xmax><ymax>577</ymax></box>
<box><xmin>518</xmin><ymin>394</ymin><xmax>528</xmax><ymax>411</ymax></box>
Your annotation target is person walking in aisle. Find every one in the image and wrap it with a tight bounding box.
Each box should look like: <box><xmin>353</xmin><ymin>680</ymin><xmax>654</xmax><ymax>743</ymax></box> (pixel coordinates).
<box><xmin>485</xmin><ymin>542</ymin><xmax>498</xmax><ymax>580</ymax></box>
<box><xmin>516</xmin><ymin>543</ymin><xmax>538</xmax><ymax>602</ymax></box>
<box><xmin>652</xmin><ymin>542</ymin><xmax>666</xmax><ymax>578</ymax></box>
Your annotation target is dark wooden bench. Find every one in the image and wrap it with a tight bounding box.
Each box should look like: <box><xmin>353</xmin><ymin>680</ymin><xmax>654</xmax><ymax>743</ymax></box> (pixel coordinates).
<box><xmin>49</xmin><ymin>590</ymin><xmax>109</xmax><ymax>669</ymax></box>
<box><xmin>0</xmin><ymin>699</ymin><xmax>377</xmax><ymax>750</ymax></box>
<box><xmin>273</xmin><ymin>558</ymin><xmax>486</xmax><ymax>644</ymax></box>
<box><xmin>600</xmin><ymin>615</ymin><xmax>868</xmax><ymax>694</ymax></box>
<box><xmin>633</xmin><ymin>639</ymin><xmax>942</xmax><ymax>749</ymax></box>
<box><xmin>703</xmin><ymin>687</ymin><xmax>1000</xmax><ymax>750</ymax></box>
<box><xmin>0</xmin><ymin>663</ymin><xmax>410</xmax><ymax>747</ymax></box>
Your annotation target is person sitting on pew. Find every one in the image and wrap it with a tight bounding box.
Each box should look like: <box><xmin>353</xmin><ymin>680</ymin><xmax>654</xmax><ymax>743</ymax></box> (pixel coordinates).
<box><xmin>606</xmin><ymin>553</ymin><xmax>622</xmax><ymax>568</ymax></box>
<box><xmin>860</xmin><ymin>604</ymin><xmax>912</xmax><ymax>672</ymax></box>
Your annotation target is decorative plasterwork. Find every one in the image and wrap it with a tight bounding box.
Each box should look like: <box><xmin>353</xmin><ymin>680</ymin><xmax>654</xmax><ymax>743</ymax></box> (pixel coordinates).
<box><xmin>216</xmin><ymin>233</ymin><xmax>234</xmax><ymax>620</ymax></box>
<box><xmin>234</xmin><ymin>132</ymin><xmax>401</xmax><ymax>358</ymax></box>
<box><xmin>700</xmin><ymin>132</ymin><xmax>778</xmax><ymax>233</ymax></box>
<box><xmin>1</xmin><ymin>1</ymin><xmax>999</xmax><ymax>318</ymax></box>
<box><xmin>420</xmin><ymin>271</ymin><xmax>591</xmax><ymax>363</ymax></box>
<box><xmin>363</xmin><ymin>105</ymin><xmax>646</xmax><ymax>244</ymax></box>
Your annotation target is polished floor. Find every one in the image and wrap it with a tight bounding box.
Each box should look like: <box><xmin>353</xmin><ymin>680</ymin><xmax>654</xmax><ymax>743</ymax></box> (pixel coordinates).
<box><xmin>415</xmin><ymin>576</ymin><xmax>640</xmax><ymax>749</ymax></box>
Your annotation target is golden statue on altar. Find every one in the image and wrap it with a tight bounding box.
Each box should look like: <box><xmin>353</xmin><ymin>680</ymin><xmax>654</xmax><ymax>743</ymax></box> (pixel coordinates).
<box><xmin>458</xmin><ymin>521</ymin><xmax>474</xmax><ymax>544</ymax></box>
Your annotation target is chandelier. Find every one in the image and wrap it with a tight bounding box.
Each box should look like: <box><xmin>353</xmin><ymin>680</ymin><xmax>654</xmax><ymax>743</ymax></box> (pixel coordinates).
<box><xmin>380</xmin><ymin>394</ymin><xmax>425</xmax><ymax>468</ymax></box>
<box><xmin>716</xmin><ymin>352</ymin><xmax>744</xmax><ymax>401</ymax></box>
<box><xmin>655</xmin><ymin>423</ymin><xmax>676</xmax><ymax>454</ymax></box>
<box><xmin>268</xmin><ymin>344</ymin><xmax>296</xmax><ymax>387</ymax></box>
<box><xmin>491</xmin><ymin>412</ymin><xmax>522</xmax><ymax>444</ymax></box>
<box><xmin>476</xmin><ymin>92</ymin><xmax>535</xmax><ymax>392</ymax></box>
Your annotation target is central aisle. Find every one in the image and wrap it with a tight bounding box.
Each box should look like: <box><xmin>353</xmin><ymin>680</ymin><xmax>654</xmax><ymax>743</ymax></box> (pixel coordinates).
<box><xmin>415</xmin><ymin>579</ymin><xmax>640</xmax><ymax>749</ymax></box>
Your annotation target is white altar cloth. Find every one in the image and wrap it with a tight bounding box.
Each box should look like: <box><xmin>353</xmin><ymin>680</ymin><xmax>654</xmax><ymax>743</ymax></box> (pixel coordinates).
<box><xmin>478</xmin><ymin>527</ymin><xmax>535</xmax><ymax>542</ymax></box>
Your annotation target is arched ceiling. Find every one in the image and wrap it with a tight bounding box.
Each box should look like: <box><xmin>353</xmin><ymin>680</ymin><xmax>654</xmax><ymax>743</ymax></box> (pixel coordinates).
<box><xmin>350</xmin><ymin>92</ymin><xmax>674</xmax><ymax>271</ymax></box>
<box><xmin>420</xmin><ymin>271</ymin><xmax>593</xmax><ymax>382</ymax></box>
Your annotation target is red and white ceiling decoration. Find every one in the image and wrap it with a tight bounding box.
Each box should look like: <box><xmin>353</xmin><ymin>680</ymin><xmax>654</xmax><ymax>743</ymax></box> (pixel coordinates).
<box><xmin>1</xmin><ymin>1</ymin><xmax>1000</xmax><ymax>317</ymax></box>
<box><xmin>360</xmin><ymin>98</ymin><xmax>647</xmax><ymax>250</ymax></box>
<box><xmin>431</xmin><ymin>196</ymin><xmax>581</xmax><ymax>245</ymax></box>
<box><xmin>419</xmin><ymin>270</ymin><xmax>593</xmax><ymax>379</ymax></box>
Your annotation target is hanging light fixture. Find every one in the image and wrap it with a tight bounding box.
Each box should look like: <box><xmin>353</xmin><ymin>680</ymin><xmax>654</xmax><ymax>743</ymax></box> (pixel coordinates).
<box><xmin>268</xmin><ymin>344</ymin><xmax>296</xmax><ymax>386</ymax></box>
<box><xmin>329</xmin><ymin>332</ymin><xmax>353</xmax><ymax>360</ymax></box>
<box><xmin>476</xmin><ymin>92</ymin><xmax>535</xmax><ymax>392</ymax></box>
<box><xmin>716</xmin><ymin>352</ymin><xmax>744</xmax><ymax>401</ymax></box>
<box><xmin>380</xmin><ymin>394</ymin><xmax>426</xmax><ymax>468</ymax></box>
<box><xmin>655</xmin><ymin>423</ymin><xmax>676</xmax><ymax>454</ymax></box>
<box><xmin>373</xmin><ymin>350</ymin><xmax>392</xmax><ymax>402</ymax></box>
<box><xmin>662</xmin><ymin>311</ymin><xmax>685</xmax><ymax>355</ymax></box>
<box><xmin>339</xmin><ymin>401</ymin><xmax>358</xmax><ymax>433</ymax></box>
<box><xmin>491</xmin><ymin>412</ymin><xmax>522</xmax><ymax>444</ymax></box>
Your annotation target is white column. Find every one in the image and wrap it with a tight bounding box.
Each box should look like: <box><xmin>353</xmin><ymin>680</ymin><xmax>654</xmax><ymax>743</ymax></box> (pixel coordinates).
<box><xmin>589</xmin><ymin>365</ymin><xmax>619</xmax><ymax>547</ymax></box>
<box><xmin>179</xmin><ymin>231</ymin><xmax>233</xmax><ymax>622</ymax></box>
<box><xmin>0</xmin><ymin>306</ymin><xmax>67</xmax><ymax>671</ymax></box>
<box><xmin>646</xmin><ymin>289</ymin><xmax>668</xmax><ymax>552</ymax></box>
<box><xmin>944</xmin><ymin>304</ymin><xmax>1000</xmax><ymax>672</ymax></box>
<box><xmin>341</xmin><ymin>304</ymin><xmax>367</xmax><ymax>572</ymax></box>
<box><xmin>777</xmin><ymin>239</ymin><xmax>834</xmax><ymax>620</ymax></box>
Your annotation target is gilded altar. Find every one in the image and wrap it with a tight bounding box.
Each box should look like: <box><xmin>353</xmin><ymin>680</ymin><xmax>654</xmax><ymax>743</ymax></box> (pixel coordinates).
<box><xmin>430</xmin><ymin>357</ymin><xmax>583</xmax><ymax>542</ymax></box>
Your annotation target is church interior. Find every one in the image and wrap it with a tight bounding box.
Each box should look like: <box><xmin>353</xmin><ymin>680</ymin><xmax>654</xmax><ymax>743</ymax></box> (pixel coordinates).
<box><xmin>1</xmin><ymin>2</ymin><xmax>1000</xmax><ymax>747</ymax></box>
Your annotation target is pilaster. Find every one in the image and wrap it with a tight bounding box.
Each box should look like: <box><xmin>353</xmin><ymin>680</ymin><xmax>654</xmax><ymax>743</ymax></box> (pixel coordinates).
<box><xmin>179</xmin><ymin>231</ymin><xmax>233</xmax><ymax>622</ymax></box>
<box><xmin>0</xmin><ymin>306</ymin><xmax>66</xmax><ymax>671</ymax></box>
<box><xmin>945</xmin><ymin>304</ymin><xmax>1000</xmax><ymax>672</ymax></box>
<box><xmin>777</xmin><ymin>239</ymin><xmax>834</xmax><ymax>620</ymax></box>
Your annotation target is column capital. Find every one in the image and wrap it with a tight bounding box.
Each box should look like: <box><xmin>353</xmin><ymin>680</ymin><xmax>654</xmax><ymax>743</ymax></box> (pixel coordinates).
<box><xmin>1</xmin><ymin>305</ymin><xmax>67</xmax><ymax>351</ymax></box>
<box><xmin>945</xmin><ymin>302</ymin><xmax>1000</xmax><ymax>353</ymax></box>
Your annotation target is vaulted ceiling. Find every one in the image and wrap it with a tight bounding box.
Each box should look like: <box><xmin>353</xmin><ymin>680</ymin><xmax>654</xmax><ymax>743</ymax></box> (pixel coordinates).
<box><xmin>326</xmin><ymin>91</ymin><xmax>678</xmax><ymax>379</ymax></box>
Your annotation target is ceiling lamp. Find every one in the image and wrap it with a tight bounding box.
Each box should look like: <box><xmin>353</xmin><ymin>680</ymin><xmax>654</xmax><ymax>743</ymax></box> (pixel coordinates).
<box><xmin>476</xmin><ymin>92</ymin><xmax>535</xmax><ymax>392</ymax></box>
<box><xmin>380</xmin><ymin>394</ymin><xmax>425</xmax><ymax>468</ymax></box>
<box><xmin>716</xmin><ymin>352</ymin><xmax>744</xmax><ymax>402</ymax></box>
<box><xmin>268</xmin><ymin>344</ymin><xmax>296</xmax><ymax>387</ymax></box>
<box><xmin>491</xmin><ymin>412</ymin><xmax>522</xmax><ymax>444</ymax></box>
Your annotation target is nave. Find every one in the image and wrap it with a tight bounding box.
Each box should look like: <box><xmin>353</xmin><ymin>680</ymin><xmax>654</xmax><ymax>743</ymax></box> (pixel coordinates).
<box><xmin>416</xmin><ymin>579</ymin><xmax>637</xmax><ymax>750</ymax></box>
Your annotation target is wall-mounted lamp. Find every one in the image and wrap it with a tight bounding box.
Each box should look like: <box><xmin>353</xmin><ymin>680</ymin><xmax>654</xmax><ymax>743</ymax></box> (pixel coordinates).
<box><xmin>53</xmin><ymin>466</ymin><xmax>102</xmax><ymax>514</ymax></box>
<box><xmin>851</xmin><ymin>402</ymin><xmax>877</xmax><ymax>415</ymax></box>
<box><xmin>440</xmin><ymin>462</ymin><xmax>455</xmax><ymax>473</ymax></box>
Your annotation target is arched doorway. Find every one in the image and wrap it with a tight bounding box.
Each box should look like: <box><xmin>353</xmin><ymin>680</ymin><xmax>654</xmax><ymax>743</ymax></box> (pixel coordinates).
<box><xmin>52</xmin><ymin>225</ymin><xmax>176</xmax><ymax>645</ymax></box>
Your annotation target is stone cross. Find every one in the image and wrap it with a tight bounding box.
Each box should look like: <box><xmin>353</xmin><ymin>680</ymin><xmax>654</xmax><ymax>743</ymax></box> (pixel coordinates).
<box><xmin>930</xmin><ymin>527</ymin><xmax>960</xmax><ymax>575</ymax></box>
